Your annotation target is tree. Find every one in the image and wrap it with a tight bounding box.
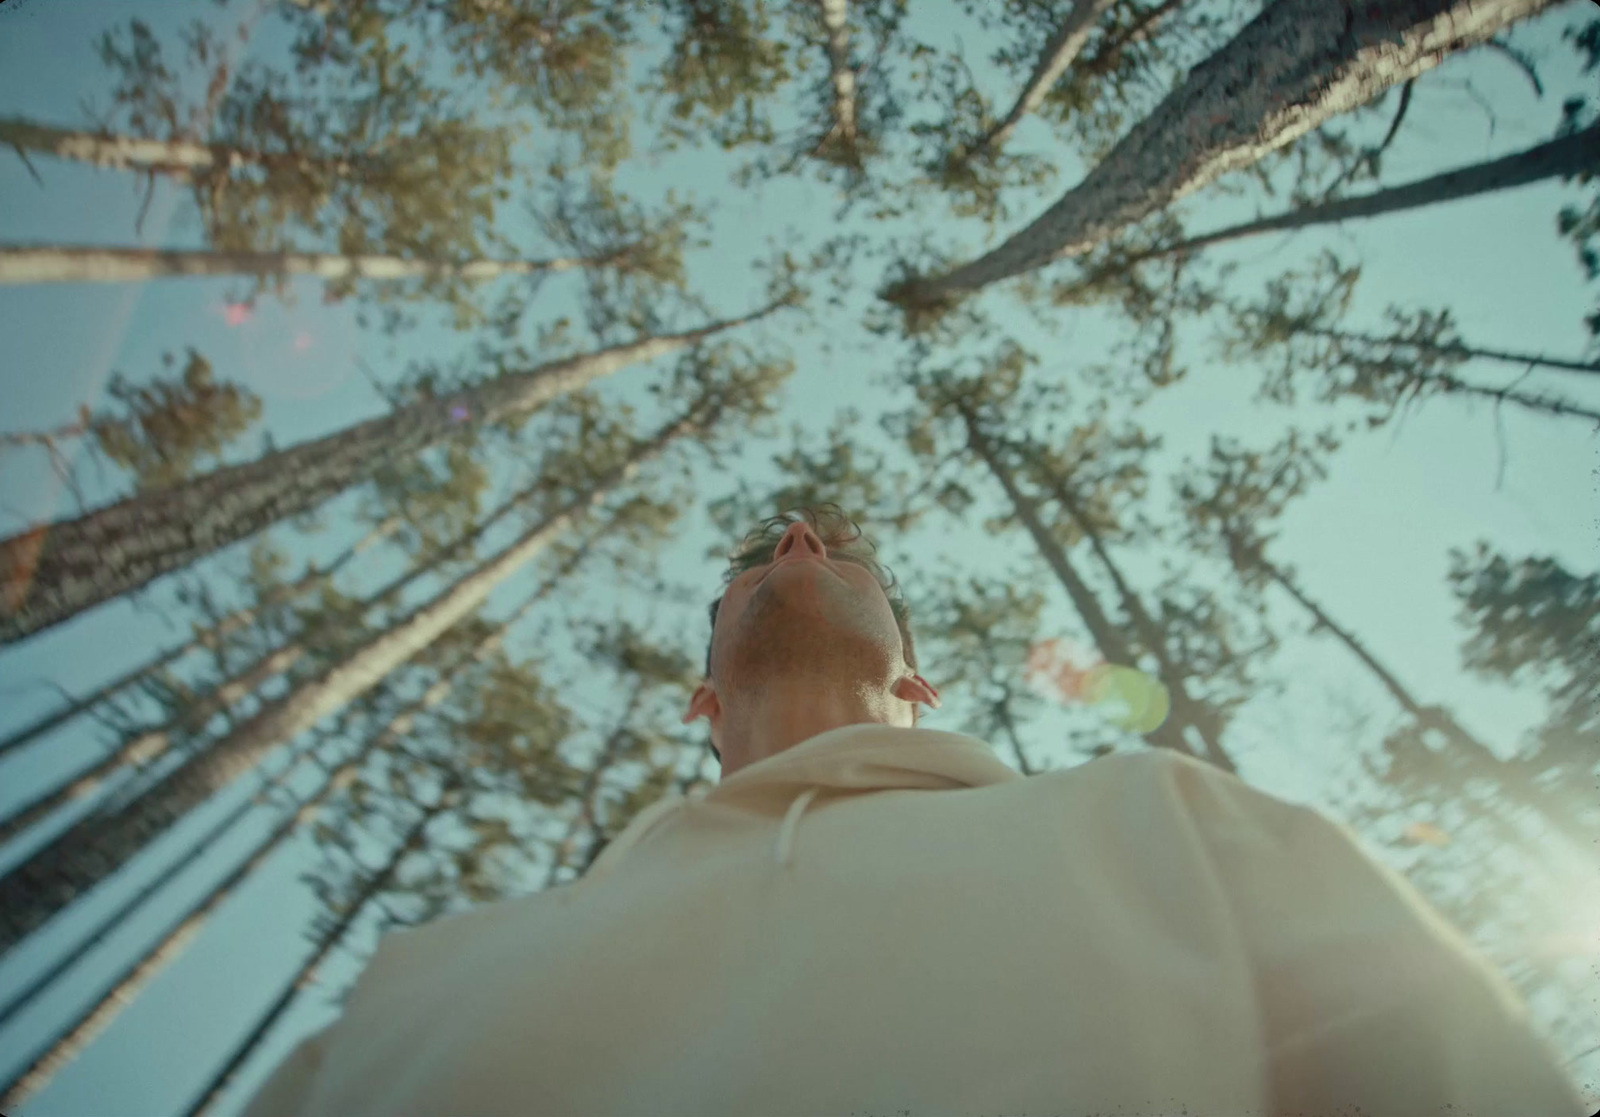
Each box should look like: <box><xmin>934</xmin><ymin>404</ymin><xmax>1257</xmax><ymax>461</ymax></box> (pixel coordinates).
<box><xmin>0</xmin><ymin>242</ymin><xmax>638</xmax><ymax>287</ymax></box>
<box><xmin>948</xmin><ymin>0</ymin><xmax>1120</xmax><ymax>169</ymax></box>
<box><xmin>0</xmin><ymin>524</ymin><xmax>614</xmax><ymax>1109</ymax></box>
<box><xmin>0</xmin><ymin>344</ymin><xmax>793</xmax><ymax>955</ymax></box>
<box><xmin>279</xmin><ymin>0</ymin><xmax>636</xmax><ymax>173</ymax></box>
<box><xmin>647</xmin><ymin>0</ymin><xmax>794</xmax><ymax>153</ymax></box>
<box><xmin>181</xmin><ymin>771</ymin><xmax>464</xmax><ymax>1117</ymax></box>
<box><xmin>78</xmin><ymin>16</ymin><xmax>529</xmax><ymax>307</ymax></box>
<box><xmin>877</xmin><ymin>345</ymin><xmax>1238</xmax><ymax>768</ymax></box>
<box><xmin>0</xmin><ymin>466</ymin><xmax>529</xmax><ymax>851</ymax></box>
<box><xmin>0</xmin><ymin>519</ymin><xmax>397</xmax><ymax>764</ymax></box>
<box><xmin>1447</xmin><ymin>543</ymin><xmax>1600</xmax><ymax>830</ymax></box>
<box><xmin>1174</xmin><ymin>432</ymin><xmax>1593</xmax><ymax>853</ymax></box>
<box><xmin>914</xmin><ymin>568</ymin><xmax>1062</xmax><ymax>774</ymax></box>
<box><xmin>883</xmin><ymin>0</ymin><xmax>1555</xmax><ymax>325</ymax></box>
<box><xmin>1218</xmin><ymin>251</ymin><xmax>1600</xmax><ymax>430</ymax></box>
<box><xmin>0</xmin><ymin>299</ymin><xmax>789</xmax><ymax>645</ymax></box>
<box><xmin>1048</xmin><ymin>120</ymin><xmax>1600</xmax><ymax>305</ymax></box>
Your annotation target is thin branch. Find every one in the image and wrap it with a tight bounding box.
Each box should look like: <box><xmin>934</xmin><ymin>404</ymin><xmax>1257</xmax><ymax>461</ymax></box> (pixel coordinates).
<box><xmin>1323</xmin><ymin>79</ymin><xmax>1414</xmax><ymax>199</ymax></box>
<box><xmin>1485</xmin><ymin>37</ymin><xmax>1543</xmax><ymax>98</ymax></box>
<box><xmin>10</xmin><ymin>142</ymin><xmax>44</xmax><ymax>187</ymax></box>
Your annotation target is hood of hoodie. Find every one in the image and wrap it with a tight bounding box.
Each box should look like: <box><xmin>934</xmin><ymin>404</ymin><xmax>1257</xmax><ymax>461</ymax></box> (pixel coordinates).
<box><xmin>583</xmin><ymin>723</ymin><xmax>1022</xmax><ymax>880</ymax></box>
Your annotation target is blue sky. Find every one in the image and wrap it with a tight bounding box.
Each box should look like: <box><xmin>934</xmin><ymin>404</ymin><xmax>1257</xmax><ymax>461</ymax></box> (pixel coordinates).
<box><xmin>1</xmin><ymin>0</ymin><xmax>1598</xmax><ymax>1112</ymax></box>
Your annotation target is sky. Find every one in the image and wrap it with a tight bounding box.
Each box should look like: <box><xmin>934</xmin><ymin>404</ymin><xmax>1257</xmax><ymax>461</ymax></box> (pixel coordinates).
<box><xmin>1</xmin><ymin>0</ymin><xmax>1598</xmax><ymax>1113</ymax></box>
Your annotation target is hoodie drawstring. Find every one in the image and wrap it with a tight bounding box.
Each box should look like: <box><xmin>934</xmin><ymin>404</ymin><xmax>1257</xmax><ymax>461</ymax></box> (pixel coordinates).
<box><xmin>774</xmin><ymin>788</ymin><xmax>821</xmax><ymax>868</ymax></box>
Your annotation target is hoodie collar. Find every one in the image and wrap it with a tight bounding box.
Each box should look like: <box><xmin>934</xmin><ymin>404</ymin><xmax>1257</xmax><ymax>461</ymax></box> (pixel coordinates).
<box><xmin>583</xmin><ymin>724</ymin><xmax>1022</xmax><ymax>880</ymax></box>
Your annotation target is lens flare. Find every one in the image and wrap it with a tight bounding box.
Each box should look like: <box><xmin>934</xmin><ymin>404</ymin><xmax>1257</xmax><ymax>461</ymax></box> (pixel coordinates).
<box><xmin>1025</xmin><ymin>638</ymin><xmax>1170</xmax><ymax>732</ymax></box>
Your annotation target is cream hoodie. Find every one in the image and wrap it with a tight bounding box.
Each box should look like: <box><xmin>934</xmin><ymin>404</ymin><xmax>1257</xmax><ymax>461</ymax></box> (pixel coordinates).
<box><xmin>241</xmin><ymin>725</ymin><xmax>1585</xmax><ymax>1117</ymax></box>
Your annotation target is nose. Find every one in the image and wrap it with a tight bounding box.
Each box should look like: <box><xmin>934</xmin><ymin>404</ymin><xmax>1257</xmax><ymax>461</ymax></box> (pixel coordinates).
<box><xmin>774</xmin><ymin>522</ymin><xmax>826</xmax><ymax>562</ymax></box>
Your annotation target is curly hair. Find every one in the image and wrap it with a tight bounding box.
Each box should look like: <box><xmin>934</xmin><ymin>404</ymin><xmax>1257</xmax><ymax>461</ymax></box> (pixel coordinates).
<box><xmin>702</xmin><ymin>503</ymin><xmax>921</xmax><ymax>764</ymax></box>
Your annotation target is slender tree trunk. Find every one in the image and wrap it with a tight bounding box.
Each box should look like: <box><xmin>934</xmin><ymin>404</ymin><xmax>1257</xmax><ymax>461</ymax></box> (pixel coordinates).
<box><xmin>180</xmin><ymin>783</ymin><xmax>459</xmax><ymax>1117</ymax></box>
<box><xmin>0</xmin><ymin>520</ymin><xmax>398</xmax><ymax>763</ymax></box>
<box><xmin>1062</xmin><ymin>121</ymin><xmax>1600</xmax><ymax>287</ymax></box>
<box><xmin>1081</xmin><ymin>0</ymin><xmax>1184</xmax><ymax>75</ymax></box>
<box><xmin>966</xmin><ymin>0</ymin><xmax>1120</xmax><ymax>161</ymax></box>
<box><xmin>0</xmin><ymin>736</ymin><xmax>318</xmax><ymax>1040</ymax></box>
<box><xmin>0</xmin><ymin>577</ymin><xmax>556</xmax><ymax>1110</ymax></box>
<box><xmin>1036</xmin><ymin>456</ymin><xmax>1239</xmax><ymax>773</ymax></box>
<box><xmin>0</xmin><ymin>301</ymin><xmax>781</xmax><ymax>645</ymax></box>
<box><xmin>991</xmin><ymin>687</ymin><xmax>1039</xmax><ymax>775</ymax></box>
<box><xmin>0</xmin><ymin>507</ymin><xmax>479</xmax><ymax>848</ymax></box>
<box><xmin>1399</xmin><ymin>368</ymin><xmax>1600</xmax><ymax>424</ymax></box>
<box><xmin>1297</xmin><ymin>324</ymin><xmax>1600</xmax><ymax>377</ymax></box>
<box><xmin>814</xmin><ymin>0</ymin><xmax>860</xmax><ymax>164</ymax></box>
<box><xmin>542</xmin><ymin>679</ymin><xmax>647</xmax><ymax>890</ymax></box>
<box><xmin>0</xmin><ymin>116</ymin><xmax>359</xmax><ymax>179</ymax></box>
<box><xmin>0</xmin><ymin>244</ymin><xmax>620</xmax><ymax>286</ymax></box>
<box><xmin>0</xmin><ymin>643</ymin><xmax>300</xmax><ymax>848</ymax></box>
<box><xmin>886</xmin><ymin>0</ymin><xmax>1555</xmax><ymax>312</ymax></box>
<box><xmin>0</xmin><ymin>401</ymin><xmax>708</xmax><ymax>953</ymax></box>
<box><xmin>1249</xmin><ymin>535</ymin><xmax>1593</xmax><ymax>852</ymax></box>
<box><xmin>951</xmin><ymin>394</ymin><xmax>1200</xmax><ymax>760</ymax></box>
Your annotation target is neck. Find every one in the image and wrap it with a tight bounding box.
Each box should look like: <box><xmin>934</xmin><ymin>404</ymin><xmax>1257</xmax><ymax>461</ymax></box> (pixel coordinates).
<box><xmin>718</xmin><ymin>678</ymin><xmax>910</xmax><ymax>779</ymax></box>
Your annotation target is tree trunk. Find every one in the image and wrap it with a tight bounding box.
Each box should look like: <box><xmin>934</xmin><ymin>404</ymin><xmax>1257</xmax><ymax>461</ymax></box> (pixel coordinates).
<box><xmin>0</xmin><ymin>506</ymin><xmax>484</xmax><ymax>848</ymax></box>
<box><xmin>542</xmin><ymin>679</ymin><xmax>647</xmax><ymax>889</ymax></box>
<box><xmin>0</xmin><ymin>401</ymin><xmax>707</xmax><ymax>954</ymax></box>
<box><xmin>967</xmin><ymin>0</ymin><xmax>1120</xmax><ymax>160</ymax></box>
<box><xmin>1249</xmin><ymin>536</ymin><xmax>1593</xmax><ymax>852</ymax></box>
<box><xmin>951</xmin><ymin>395</ymin><xmax>1201</xmax><ymax>760</ymax></box>
<box><xmin>0</xmin><ymin>518</ymin><xmax>398</xmax><ymax>763</ymax></box>
<box><xmin>0</xmin><ymin>643</ymin><xmax>300</xmax><ymax>849</ymax></box>
<box><xmin>886</xmin><ymin>0</ymin><xmax>1555</xmax><ymax>312</ymax></box>
<box><xmin>0</xmin><ymin>738</ymin><xmax>317</xmax><ymax>1041</ymax></box>
<box><xmin>1297</xmin><ymin>324</ymin><xmax>1600</xmax><ymax>377</ymax></box>
<box><xmin>0</xmin><ymin>300</ymin><xmax>780</xmax><ymax>645</ymax></box>
<box><xmin>1034</xmin><ymin>452</ymin><xmax>1239</xmax><ymax>773</ymax></box>
<box><xmin>0</xmin><ymin>244</ymin><xmax>618</xmax><ymax>286</ymax></box>
<box><xmin>814</xmin><ymin>0</ymin><xmax>860</xmax><ymax>164</ymax></box>
<box><xmin>179</xmin><ymin>783</ymin><xmax>459</xmax><ymax>1117</ymax></box>
<box><xmin>991</xmin><ymin>686</ymin><xmax>1039</xmax><ymax>775</ymax></box>
<box><xmin>0</xmin><ymin>116</ymin><xmax>357</xmax><ymax>180</ymax></box>
<box><xmin>1065</xmin><ymin>120</ymin><xmax>1600</xmax><ymax>284</ymax></box>
<box><xmin>0</xmin><ymin>576</ymin><xmax>557</xmax><ymax>1110</ymax></box>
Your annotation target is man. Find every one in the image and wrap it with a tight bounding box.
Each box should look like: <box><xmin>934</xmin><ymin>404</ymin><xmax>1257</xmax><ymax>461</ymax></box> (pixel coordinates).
<box><xmin>242</xmin><ymin>508</ymin><xmax>1585</xmax><ymax>1116</ymax></box>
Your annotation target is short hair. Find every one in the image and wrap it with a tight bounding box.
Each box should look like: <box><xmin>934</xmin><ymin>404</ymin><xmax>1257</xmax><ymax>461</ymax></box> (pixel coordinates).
<box><xmin>702</xmin><ymin>503</ymin><xmax>921</xmax><ymax>764</ymax></box>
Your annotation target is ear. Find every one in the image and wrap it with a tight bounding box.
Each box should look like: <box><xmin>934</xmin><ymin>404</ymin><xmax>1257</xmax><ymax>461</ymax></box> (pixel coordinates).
<box><xmin>892</xmin><ymin>673</ymin><xmax>941</xmax><ymax>710</ymax></box>
<box><xmin>681</xmin><ymin>680</ymin><xmax>721</xmax><ymax>725</ymax></box>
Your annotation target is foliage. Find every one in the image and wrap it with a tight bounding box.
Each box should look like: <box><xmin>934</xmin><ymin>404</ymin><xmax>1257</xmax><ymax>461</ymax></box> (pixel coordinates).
<box><xmin>90</xmin><ymin>348</ymin><xmax>263</xmax><ymax>491</ymax></box>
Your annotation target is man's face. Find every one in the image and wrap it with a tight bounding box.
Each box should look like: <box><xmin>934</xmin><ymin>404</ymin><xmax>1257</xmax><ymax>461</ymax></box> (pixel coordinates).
<box><xmin>683</xmin><ymin>521</ymin><xmax>931</xmax><ymax>744</ymax></box>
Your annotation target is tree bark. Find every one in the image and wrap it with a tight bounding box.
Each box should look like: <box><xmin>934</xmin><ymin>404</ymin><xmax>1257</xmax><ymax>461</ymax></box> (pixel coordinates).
<box><xmin>887</xmin><ymin>0</ymin><xmax>1556</xmax><ymax>311</ymax></box>
<box><xmin>0</xmin><ymin>244</ymin><xmax>616</xmax><ymax>286</ymax></box>
<box><xmin>1063</xmin><ymin>120</ymin><xmax>1600</xmax><ymax>285</ymax></box>
<box><xmin>814</xmin><ymin>0</ymin><xmax>860</xmax><ymax>163</ymax></box>
<box><xmin>967</xmin><ymin>0</ymin><xmax>1120</xmax><ymax>161</ymax></box>
<box><xmin>0</xmin><ymin>301</ymin><xmax>780</xmax><ymax>645</ymax></box>
<box><xmin>0</xmin><ymin>643</ymin><xmax>300</xmax><ymax>849</ymax></box>
<box><xmin>0</xmin><ymin>401</ymin><xmax>706</xmax><ymax>953</ymax></box>
<box><xmin>951</xmin><ymin>394</ymin><xmax>1201</xmax><ymax>760</ymax></box>
<box><xmin>0</xmin><ymin>116</ymin><xmax>357</xmax><ymax>180</ymax></box>
<box><xmin>0</xmin><ymin>519</ymin><xmax>398</xmax><ymax>763</ymax></box>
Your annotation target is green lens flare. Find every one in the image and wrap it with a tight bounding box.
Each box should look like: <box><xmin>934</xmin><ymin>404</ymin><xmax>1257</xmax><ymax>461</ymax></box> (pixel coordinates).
<box><xmin>1083</xmin><ymin>664</ymin><xmax>1170</xmax><ymax>732</ymax></box>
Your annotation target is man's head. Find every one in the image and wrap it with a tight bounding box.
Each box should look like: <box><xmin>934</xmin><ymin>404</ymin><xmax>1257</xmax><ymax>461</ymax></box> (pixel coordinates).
<box><xmin>681</xmin><ymin>504</ymin><xmax>939</xmax><ymax>774</ymax></box>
